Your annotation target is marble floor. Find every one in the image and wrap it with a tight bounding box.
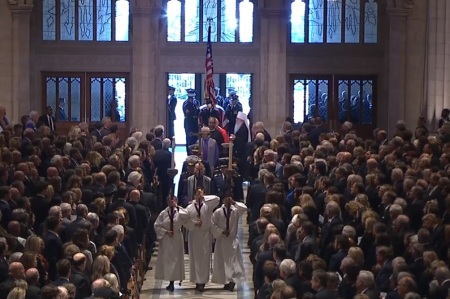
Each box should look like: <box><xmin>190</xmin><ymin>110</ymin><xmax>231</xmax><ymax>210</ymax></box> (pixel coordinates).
<box><xmin>140</xmin><ymin>215</ymin><xmax>254</xmax><ymax>299</ymax></box>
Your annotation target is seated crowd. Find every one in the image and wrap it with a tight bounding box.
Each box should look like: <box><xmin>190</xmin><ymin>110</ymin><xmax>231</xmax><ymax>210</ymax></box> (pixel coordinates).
<box><xmin>246</xmin><ymin>115</ymin><xmax>450</xmax><ymax>299</ymax></box>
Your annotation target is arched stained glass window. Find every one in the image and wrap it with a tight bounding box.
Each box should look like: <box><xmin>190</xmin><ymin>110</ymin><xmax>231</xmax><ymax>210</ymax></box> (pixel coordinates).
<box><xmin>290</xmin><ymin>0</ymin><xmax>377</xmax><ymax>44</ymax></box>
<box><xmin>42</xmin><ymin>0</ymin><xmax>129</xmax><ymax>41</ymax></box>
<box><xmin>166</xmin><ymin>0</ymin><xmax>254</xmax><ymax>43</ymax></box>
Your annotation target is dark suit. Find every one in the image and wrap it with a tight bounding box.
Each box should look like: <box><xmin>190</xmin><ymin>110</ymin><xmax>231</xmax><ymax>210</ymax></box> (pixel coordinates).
<box><xmin>51</xmin><ymin>277</ymin><xmax>70</xmax><ymax>286</ymax></box>
<box><xmin>151</xmin><ymin>138</ymin><xmax>163</xmax><ymax>151</ymax></box>
<box><xmin>329</xmin><ymin>249</ymin><xmax>348</xmax><ymax>273</ymax></box>
<box><xmin>246</xmin><ymin>182</ymin><xmax>268</xmax><ymax>222</ymax></box>
<box><xmin>26</xmin><ymin>285</ymin><xmax>41</xmax><ymax>299</ymax></box>
<box><xmin>254</xmin><ymin>249</ymin><xmax>274</xmax><ymax>291</ymax></box>
<box><xmin>70</xmin><ymin>269</ymin><xmax>92</xmax><ymax>299</ymax></box>
<box><xmin>38</xmin><ymin>114</ymin><xmax>56</xmax><ymax>131</ymax></box>
<box><xmin>319</xmin><ymin>217</ymin><xmax>343</xmax><ymax>257</ymax></box>
<box><xmin>130</xmin><ymin>201</ymin><xmax>149</xmax><ymax>244</ymax></box>
<box><xmin>154</xmin><ymin>148</ymin><xmax>173</xmax><ymax>205</ymax></box>
<box><xmin>107</xmin><ymin>199</ymin><xmax>137</xmax><ymax>230</ymax></box>
<box><xmin>376</xmin><ymin>260</ymin><xmax>393</xmax><ymax>293</ymax></box>
<box><xmin>295</xmin><ymin>235</ymin><xmax>318</xmax><ymax>263</ymax></box>
<box><xmin>43</xmin><ymin>231</ymin><xmax>63</xmax><ymax>281</ymax></box>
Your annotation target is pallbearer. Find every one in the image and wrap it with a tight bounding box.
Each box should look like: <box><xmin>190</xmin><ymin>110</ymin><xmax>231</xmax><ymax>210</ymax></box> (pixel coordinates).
<box><xmin>154</xmin><ymin>196</ymin><xmax>189</xmax><ymax>292</ymax></box>
<box><xmin>211</xmin><ymin>196</ymin><xmax>247</xmax><ymax>291</ymax></box>
<box><xmin>184</xmin><ymin>188</ymin><xmax>220</xmax><ymax>292</ymax></box>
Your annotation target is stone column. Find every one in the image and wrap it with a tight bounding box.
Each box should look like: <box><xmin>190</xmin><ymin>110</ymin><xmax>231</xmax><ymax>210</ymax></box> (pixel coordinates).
<box><xmin>131</xmin><ymin>0</ymin><xmax>161</xmax><ymax>133</ymax></box>
<box><xmin>386</xmin><ymin>0</ymin><xmax>414</xmax><ymax>137</ymax></box>
<box><xmin>8</xmin><ymin>0</ymin><xmax>33</xmax><ymax>121</ymax></box>
<box><xmin>258</xmin><ymin>0</ymin><xmax>288</xmax><ymax>136</ymax></box>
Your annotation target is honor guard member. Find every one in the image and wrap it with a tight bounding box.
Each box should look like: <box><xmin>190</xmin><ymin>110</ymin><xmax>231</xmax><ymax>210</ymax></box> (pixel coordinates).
<box><xmin>167</xmin><ymin>86</ymin><xmax>177</xmax><ymax>140</ymax></box>
<box><xmin>222</xmin><ymin>88</ymin><xmax>235</xmax><ymax>111</ymax></box>
<box><xmin>183</xmin><ymin>88</ymin><xmax>200</xmax><ymax>153</ymax></box>
<box><xmin>225</xmin><ymin>94</ymin><xmax>243</xmax><ymax>136</ymax></box>
<box><xmin>199</xmin><ymin>98</ymin><xmax>222</xmax><ymax>127</ymax></box>
<box><xmin>215</xmin><ymin>87</ymin><xmax>225</xmax><ymax>108</ymax></box>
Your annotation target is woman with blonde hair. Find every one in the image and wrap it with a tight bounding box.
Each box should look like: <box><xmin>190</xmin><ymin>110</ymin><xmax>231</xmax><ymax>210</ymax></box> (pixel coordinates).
<box><xmin>91</xmin><ymin>255</ymin><xmax>110</xmax><ymax>282</ymax></box>
<box><xmin>104</xmin><ymin>273</ymin><xmax>120</xmax><ymax>295</ymax></box>
<box><xmin>347</xmin><ymin>247</ymin><xmax>365</xmax><ymax>268</ymax></box>
<box><xmin>6</xmin><ymin>287</ymin><xmax>26</xmax><ymax>299</ymax></box>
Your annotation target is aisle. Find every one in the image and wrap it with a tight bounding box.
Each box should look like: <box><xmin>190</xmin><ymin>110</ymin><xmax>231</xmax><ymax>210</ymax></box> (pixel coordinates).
<box><xmin>140</xmin><ymin>214</ymin><xmax>254</xmax><ymax>299</ymax></box>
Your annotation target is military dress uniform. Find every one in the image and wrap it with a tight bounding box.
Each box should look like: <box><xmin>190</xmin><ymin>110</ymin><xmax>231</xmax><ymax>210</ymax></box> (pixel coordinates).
<box><xmin>183</xmin><ymin>89</ymin><xmax>200</xmax><ymax>153</ymax></box>
<box><xmin>167</xmin><ymin>87</ymin><xmax>177</xmax><ymax>139</ymax></box>
<box><xmin>225</xmin><ymin>98</ymin><xmax>243</xmax><ymax>135</ymax></box>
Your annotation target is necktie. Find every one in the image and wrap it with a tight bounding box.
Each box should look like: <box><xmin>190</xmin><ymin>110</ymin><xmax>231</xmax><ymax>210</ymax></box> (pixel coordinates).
<box><xmin>195</xmin><ymin>203</ymin><xmax>203</xmax><ymax>218</ymax></box>
<box><xmin>48</xmin><ymin>116</ymin><xmax>53</xmax><ymax>131</ymax></box>
<box><xmin>224</xmin><ymin>207</ymin><xmax>231</xmax><ymax>232</ymax></box>
<box><xmin>169</xmin><ymin>208</ymin><xmax>175</xmax><ymax>232</ymax></box>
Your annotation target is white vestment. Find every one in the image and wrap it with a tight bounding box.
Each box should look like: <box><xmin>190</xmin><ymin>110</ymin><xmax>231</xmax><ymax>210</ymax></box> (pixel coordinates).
<box><xmin>184</xmin><ymin>195</ymin><xmax>220</xmax><ymax>284</ymax></box>
<box><xmin>211</xmin><ymin>202</ymin><xmax>247</xmax><ymax>284</ymax></box>
<box><xmin>154</xmin><ymin>206</ymin><xmax>189</xmax><ymax>281</ymax></box>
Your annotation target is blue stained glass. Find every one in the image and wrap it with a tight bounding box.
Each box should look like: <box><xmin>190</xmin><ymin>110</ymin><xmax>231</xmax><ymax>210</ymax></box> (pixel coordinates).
<box><xmin>185</xmin><ymin>0</ymin><xmax>200</xmax><ymax>42</ymax></box>
<box><xmin>79</xmin><ymin>0</ymin><xmax>94</xmax><ymax>41</ymax></box>
<box><xmin>103</xmin><ymin>78</ymin><xmax>114</xmax><ymax>121</ymax></box>
<box><xmin>43</xmin><ymin>0</ymin><xmax>56</xmax><ymax>40</ymax></box>
<box><xmin>46</xmin><ymin>77</ymin><xmax>57</xmax><ymax>112</ymax></box>
<box><xmin>203</xmin><ymin>0</ymin><xmax>218</xmax><ymax>42</ymax></box>
<box><xmin>167</xmin><ymin>0</ymin><xmax>182</xmax><ymax>41</ymax></box>
<box><xmin>327</xmin><ymin>0</ymin><xmax>342</xmax><ymax>43</ymax></box>
<box><xmin>364</xmin><ymin>0</ymin><xmax>377</xmax><ymax>43</ymax></box>
<box><xmin>70</xmin><ymin>78</ymin><xmax>81</xmax><ymax>122</ymax></box>
<box><xmin>60</xmin><ymin>0</ymin><xmax>75</xmax><ymax>40</ymax></box>
<box><xmin>345</xmin><ymin>0</ymin><xmax>360</xmax><ymax>43</ymax></box>
<box><xmin>115</xmin><ymin>0</ymin><xmax>129</xmax><ymax>41</ymax></box>
<box><xmin>97</xmin><ymin>0</ymin><xmax>112</xmax><ymax>41</ymax></box>
<box><xmin>239</xmin><ymin>0</ymin><xmax>253</xmax><ymax>43</ymax></box>
<box><xmin>58</xmin><ymin>78</ymin><xmax>69</xmax><ymax>122</ymax></box>
<box><xmin>220</xmin><ymin>0</ymin><xmax>236</xmax><ymax>42</ymax></box>
<box><xmin>308</xmin><ymin>0</ymin><xmax>324</xmax><ymax>43</ymax></box>
<box><xmin>291</xmin><ymin>0</ymin><xmax>306</xmax><ymax>43</ymax></box>
<box><xmin>91</xmin><ymin>78</ymin><xmax>101</xmax><ymax>122</ymax></box>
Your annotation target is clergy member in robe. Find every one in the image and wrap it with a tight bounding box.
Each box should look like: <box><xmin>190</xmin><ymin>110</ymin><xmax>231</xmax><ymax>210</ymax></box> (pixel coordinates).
<box><xmin>198</xmin><ymin>126</ymin><xmax>219</xmax><ymax>175</ymax></box>
<box><xmin>186</xmin><ymin>162</ymin><xmax>212</xmax><ymax>201</ymax></box>
<box><xmin>154</xmin><ymin>196</ymin><xmax>189</xmax><ymax>292</ymax></box>
<box><xmin>184</xmin><ymin>188</ymin><xmax>220</xmax><ymax>292</ymax></box>
<box><xmin>211</xmin><ymin>196</ymin><xmax>247</xmax><ymax>291</ymax></box>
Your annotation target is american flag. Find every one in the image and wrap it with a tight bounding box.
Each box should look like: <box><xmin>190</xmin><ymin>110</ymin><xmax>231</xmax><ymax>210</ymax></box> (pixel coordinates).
<box><xmin>204</xmin><ymin>22</ymin><xmax>216</xmax><ymax>106</ymax></box>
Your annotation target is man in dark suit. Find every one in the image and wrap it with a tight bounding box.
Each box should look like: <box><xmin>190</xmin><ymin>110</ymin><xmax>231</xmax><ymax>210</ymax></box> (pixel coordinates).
<box><xmin>280</xmin><ymin>259</ymin><xmax>303</xmax><ymax>297</ymax></box>
<box><xmin>0</xmin><ymin>262</ymin><xmax>26</xmax><ymax>299</ymax></box>
<box><xmin>154</xmin><ymin>138</ymin><xmax>173</xmax><ymax>206</ymax></box>
<box><xmin>128</xmin><ymin>189</ymin><xmax>149</xmax><ymax>245</ymax></box>
<box><xmin>319</xmin><ymin>201</ymin><xmax>343</xmax><ymax>257</ymax></box>
<box><xmin>356</xmin><ymin>271</ymin><xmax>379</xmax><ymax>299</ymax></box>
<box><xmin>25</xmin><ymin>268</ymin><xmax>41</xmax><ymax>299</ymax></box>
<box><xmin>294</xmin><ymin>221</ymin><xmax>318</xmax><ymax>263</ymax></box>
<box><xmin>151</xmin><ymin>125</ymin><xmax>164</xmax><ymax>150</ymax></box>
<box><xmin>254</xmin><ymin>233</ymin><xmax>279</xmax><ymax>292</ymax></box>
<box><xmin>51</xmin><ymin>259</ymin><xmax>71</xmax><ymax>286</ymax></box>
<box><xmin>65</xmin><ymin>204</ymin><xmax>90</xmax><ymax>238</ymax></box>
<box><xmin>38</xmin><ymin>106</ymin><xmax>56</xmax><ymax>131</ymax></box>
<box><xmin>246</xmin><ymin>169</ymin><xmax>269</xmax><ymax>223</ymax></box>
<box><xmin>329</xmin><ymin>234</ymin><xmax>350</xmax><ymax>273</ymax></box>
<box><xmin>375</xmin><ymin>246</ymin><xmax>393</xmax><ymax>293</ymax></box>
<box><xmin>70</xmin><ymin>253</ymin><xmax>92</xmax><ymax>299</ymax></box>
<box><xmin>107</xmin><ymin>186</ymin><xmax>137</xmax><ymax>229</ymax></box>
<box><xmin>43</xmin><ymin>216</ymin><xmax>63</xmax><ymax>281</ymax></box>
